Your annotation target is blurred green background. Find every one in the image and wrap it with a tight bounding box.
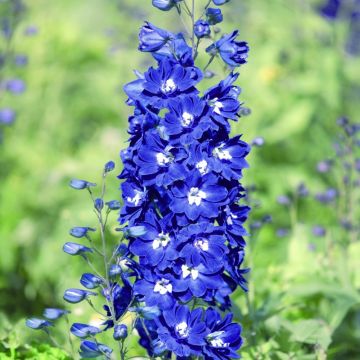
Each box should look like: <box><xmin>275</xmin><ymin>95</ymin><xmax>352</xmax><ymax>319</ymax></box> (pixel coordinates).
<box><xmin>0</xmin><ymin>0</ymin><xmax>359</xmax><ymax>359</ymax></box>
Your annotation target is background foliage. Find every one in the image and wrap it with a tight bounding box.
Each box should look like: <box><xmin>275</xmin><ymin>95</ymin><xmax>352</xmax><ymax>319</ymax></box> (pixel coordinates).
<box><xmin>0</xmin><ymin>0</ymin><xmax>359</xmax><ymax>359</ymax></box>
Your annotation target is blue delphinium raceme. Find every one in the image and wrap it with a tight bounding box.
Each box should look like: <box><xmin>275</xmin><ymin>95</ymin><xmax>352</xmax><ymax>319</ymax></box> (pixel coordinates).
<box><xmin>119</xmin><ymin>0</ymin><xmax>250</xmax><ymax>358</ymax></box>
<box><xmin>26</xmin><ymin>1</ymin><xmax>251</xmax><ymax>359</ymax></box>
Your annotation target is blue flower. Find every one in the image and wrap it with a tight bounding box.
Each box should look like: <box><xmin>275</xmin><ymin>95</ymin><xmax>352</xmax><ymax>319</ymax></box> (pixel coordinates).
<box><xmin>134</xmin><ymin>271</ymin><xmax>176</xmax><ymax>310</ymax></box>
<box><xmin>120</xmin><ymin>178</ymin><xmax>148</xmax><ymax>225</ymax></box>
<box><xmin>106</xmin><ymin>200</ymin><xmax>121</xmax><ymax>210</ymax></box>
<box><xmin>170</xmin><ymin>172</ymin><xmax>228</xmax><ymax>221</ymax></box>
<box><xmin>207</xmin><ymin>31</ymin><xmax>249</xmax><ymax>67</ymax></box>
<box><xmin>80</xmin><ymin>273</ymin><xmax>104</xmax><ymax>289</ymax></box>
<box><xmin>155</xmin><ymin>305</ymin><xmax>209</xmax><ymax>357</ymax></box>
<box><xmin>63</xmin><ymin>242</ymin><xmax>93</xmax><ymax>256</ymax></box>
<box><xmin>206</xmin><ymin>8</ymin><xmax>223</xmax><ymax>25</ymax></box>
<box><xmin>194</xmin><ymin>20</ymin><xmax>211</xmax><ymax>38</ymax></box>
<box><xmin>319</xmin><ymin>0</ymin><xmax>341</xmax><ymax>20</ymax></box>
<box><xmin>79</xmin><ymin>341</ymin><xmax>112</xmax><ymax>359</ymax></box>
<box><xmin>70</xmin><ymin>323</ymin><xmax>101</xmax><ymax>338</ymax></box>
<box><xmin>173</xmin><ymin>261</ymin><xmax>224</xmax><ymax>298</ymax></box>
<box><xmin>0</xmin><ymin>108</ymin><xmax>16</xmax><ymax>124</ymax></box>
<box><xmin>26</xmin><ymin>318</ymin><xmax>52</xmax><ymax>330</ymax></box>
<box><xmin>208</xmin><ymin>136</ymin><xmax>250</xmax><ymax>180</ymax></box>
<box><xmin>152</xmin><ymin>0</ymin><xmax>182</xmax><ymax>11</ymax></box>
<box><xmin>204</xmin><ymin>308</ymin><xmax>242</xmax><ymax>360</ymax></box>
<box><xmin>129</xmin><ymin>213</ymin><xmax>177</xmax><ymax>269</ymax></box>
<box><xmin>139</xmin><ymin>22</ymin><xmax>173</xmax><ymax>52</ymax></box>
<box><xmin>63</xmin><ymin>288</ymin><xmax>96</xmax><ymax>304</ymax></box>
<box><xmin>104</xmin><ymin>160</ymin><xmax>115</xmax><ymax>173</ymax></box>
<box><xmin>43</xmin><ymin>308</ymin><xmax>70</xmax><ymax>320</ymax></box>
<box><xmin>103</xmin><ymin>282</ymin><xmax>133</xmax><ymax>329</ymax></box>
<box><xmin>69</xmin><ymin>179</ymin><xmax>96</xmax><ymax>190</ymax></box>
<box><xmin>203</xmin><ymin>72</ymin><xmax>242</xmax><ymax>127</ymax></box>
<box><xmin>5</xmin><ymin>78</ymin><xmax>26</xmax><ymax>94</ymax></box>
<box><xmin>131</xmin><ymin>59</ymin><xmax>202</xmax><ymax>109</ymax></box>
<box><xmin>113</xmin><ymin>324</ymin><xmax>128</xmax><ymax>340</ymax></box>
<box><xmin>176</xmin><ymin>223</ymin><xmax>228</xmax><ymax>271</ymax></box>
<box><xmin>134</xmin><ymin>132</ymin><xmax>187</xmax><ymax>186</ymax></box>
<box><xmin>218</xmin><ymin>203</ymin><xmax>250</xmax><ymax>247</ymax></box>
<box><xmin>162</xmin><ymin>95</ymin><xmax>210</xmax><ymax>144</ymax></box>
<box><xmin>69</xmin><ymin>226</ymin><xmax>96</xmax><ymax>238</ymax></box>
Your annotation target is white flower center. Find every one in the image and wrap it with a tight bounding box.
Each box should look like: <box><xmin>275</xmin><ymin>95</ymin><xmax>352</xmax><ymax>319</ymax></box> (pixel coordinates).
<box><xmin>213</xmin><ymin>101</ymin><xmax>223</xmax><ymax>115</ymax></box>
<box><xmin>161</xmin><ymin>78</ymin><xmax>176</xmax><ymax>94</ymax></box>
<box><xmin>194</xmin><ymin>239</ymin><xmax>209</xmax><ymax>251</ymax></box>
<box><xmin>175</xmin><ymin>322</ymin><xmax>189</xmax><ymax>338</ymax></box>
<box><xmin>208</xmin><ymin>331</ymin><xmax>229</xmax><ymax>347</ymax></box>
<box><xmin>196</xmin><ymin>160</ymin><xmax>208</xmax><ymax>175</ymax></box>
<box><xmin>152</xmin><ymin>232</ymin><xmax>171</xmax><ymax>250</ymax></box>
<box><xmin>153</xmin><ymin>279</ymin><xmax>172</xmax><ymax>295</ymax></box>
<box><xmin>156</xmin><ymin>152</ymin><xmax>171</xmax><ymax>166</ymax></box>
<box><xmin>127</xmin><ymin>191</ymin><xmax>143</xmax><ymax>206</ymax></box>
<box><xmin>213</xmin><ymin>145</ymin><xmax>232</xmax><ymax>160</ymax></box>
<box><xmin>181</xmin><ymin>112</ymin><xmax>194</xmax><ymax>127</ymax></box>
<box><xmin>181</xmin><ymin>264</ymin><xmax>199</xmax><ymax>280</ymax></box>
<box><xmin>226</xmin><ymin>211</ymin><xmax>238</xmax><ymax>226</ymax></box>
<box><xmin>188</xmin><ymin>187</ymin><xmax>207</xmax><ymax>206</ymax></box>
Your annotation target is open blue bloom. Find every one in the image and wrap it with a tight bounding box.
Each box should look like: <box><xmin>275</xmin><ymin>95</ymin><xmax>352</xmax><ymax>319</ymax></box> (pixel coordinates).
<box><xmin>134</xmin><ymin>132</ymin><xmax>187</xmax><ymax>186</ymax></box>
<box><xmin>134</xmin><ymin>271</ymin><xmax>176</xmax><ymax>310</ymax></box>
<box><xmin>0</xmin><ymin>108</ymin><xmax>16</xmax><ymax>124</ymax></box>
<box><xmin>174</xmin><ymin>261</ymin><xmax>224</xmax><ymax>298</ymax></box>
<box><xmin>209</xmin><ymin>136</ymin><xmax>250</xmax><ymax>180</ymax></box>
<box><xmin>63</xmin><ymin>288</ymin><xmax>96</xmax><ymax>304</ymax></box>
<box><xmin>69</xmin><ymin>179</ymin><xmax>96</xmax><ymax>190</ymax></box>
<box><xmin>152</xmin><ymin>0</ymin><xmax>182</xmax><ymax>11</ymax></box>
<box><xmin>120</xmin><ymin>178</ymin><xmax>148</xmax><ymax>225</ymax></box>
<box><xmin>43</xmin><ymin>308</ymin><xmax>70</xmax><ymax>320</ymax></box>
<box><xmin>207</xmin><ymin>31</ymin><xmax>249</xmax><ymax>67</ymax></box>
<box><xmin>63</xmin><ymin>242</ymin><xmax>93</xmax><ymax>256</ymax></box>
<box><xmin>69</xmin><ymin>226</ymin><xmax>96</xmax><ymax>238</ymax></box>
<box><xmin>155</xmin><ymin>305</ymin><xmax>209</xmax><ymax>357</ymax></box>
<box><xmin>26</xmin><ymin>318</ymin><xmax>52</xmax><ymax>330</ymax></box>
<box><xmin>204</xmin><ymin>308</ymin><xmax>242</xmax><ymax>360</ymax></box>
<box><xmin>80</xmin><ymin>273</ymin><xmax>104</xmax><ymax>289</ymax></box>
<box><xmin>162</xmin><ymin>95</ymin><xmax>210</xmax><ymax>144</ymax></box>
<box><xmin>177</xmin><ymin>223</ymin><xmax>228</xmax><ymax>271</ymax></box>
<box><xmin>139</xmin><ymin>22</ymin><xmax>173</xmax><ymax>52</ymax></box>
<box><xmin>203</xmin><ymin>72</ymin><xmax>242</xmax><ymax>127</ymax></box>
<box><xmin>206</xmin><ymin>8</ymin><xmax>223</xmax><ymax>25</ymax></box>
<box><xmin>138</xmin><ymin>59</ymin><xmax>202</xmax><ymax>109</ymax></box>
<box><xmin>129</xmin><ymin>212</ymin><xmax>177</xmax><ymax>267</ymax></box>
<box><xmin>194</xmin><ymin>20</ymin><xmax>211</xmax><ymax>38</ymax></box>
<box><xmin>170</xmin><ymin>172</ymin><xmax>228</xmax><ymax>221</ymax></box>
<box><xmin>79</xmin><ymin>341</ymin><xmax>112</xmax><ymax>359</ymax></box>
<box><xmin>70</xmin><ymin>323</ymin><xmax>101</xmax><ymax>338</ymax></box>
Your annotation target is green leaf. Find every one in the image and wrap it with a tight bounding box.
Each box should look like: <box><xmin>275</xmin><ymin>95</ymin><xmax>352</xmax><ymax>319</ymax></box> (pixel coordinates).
<box><xmin>283</xmin><ymin>319</ymin><xmax>332</xmax><ymax>350</ymax></box>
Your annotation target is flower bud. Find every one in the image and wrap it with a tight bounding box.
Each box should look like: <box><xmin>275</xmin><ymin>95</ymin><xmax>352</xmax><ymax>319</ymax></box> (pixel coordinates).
<box><xmin>113</xmin><ymin>324</ymin><xmax>128</xmax><ymax>340</ymax></box>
